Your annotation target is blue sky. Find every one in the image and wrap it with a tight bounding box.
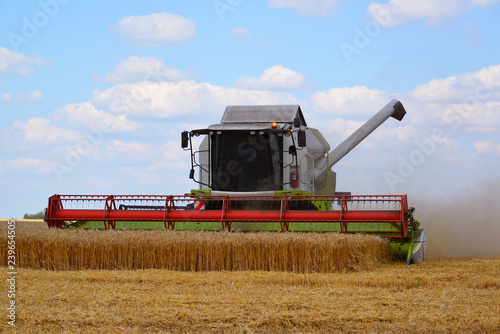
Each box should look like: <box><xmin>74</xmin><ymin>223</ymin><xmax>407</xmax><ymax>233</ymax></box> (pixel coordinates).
<box><xmin>1</xmin><ymin>0</ymin><xmax>500</xmax><ymax>221</ymax></box>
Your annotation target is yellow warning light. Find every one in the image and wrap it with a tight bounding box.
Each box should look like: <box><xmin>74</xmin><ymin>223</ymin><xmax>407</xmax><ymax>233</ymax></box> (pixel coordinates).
<box><xmin>272</xmin><ymin>122</ymin><xmax>277</xmax><ymax>128</ymax></box>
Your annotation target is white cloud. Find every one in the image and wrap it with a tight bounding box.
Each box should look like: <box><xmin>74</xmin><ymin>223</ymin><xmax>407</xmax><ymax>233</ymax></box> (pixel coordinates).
<box><xmin>114</xmin><ymin>12</ymin><xmax>196</xmax><ymax>47</ymax></box>
<box><xmin>442</xmin><ymin>101</ymin><xmax>500</xmax><ymax>133</ymax></box>
<box><xmin>234</xmin><ymin>65</ymin><xmax>312</xmax><ymax>90</ymax></box>
<box><xmin>94</xmin><ymin>56</ymin><xmax>192</xmax><ymax>83</ymax></box>
<box><xmin>385</xmin><ymin>125</ymin><xmax>420</xmax><ymax>143</ymax></box>
<box><xmin>105</xmin><ymin>139</ymin><xmax>187</xmax><ymax>168</ymax></box>
<box><xmin>0</xmin><ymin>47</ymin><xmax>49</xmax><ymax>77</ymax></box>
<box><xmin>267</xmin><ymin>0</ymin><xmax>340</xmax><ymax>18</ymax></box>
<box><xmin>12</xmin><ymin>118</ymin><xmax>83</xmax><ymax>144</ymax></box>
<box><xmin>368</xmin><ymin>0</ymin><xmax>500</xmax><ymax>27</ymax></box>
<box><xmin>105</xmin><ymin>140</ymin><xmax>154</xmax><ymax>161</ymax></box>
<box><xmin>54</xmin><ymin>102</ymin><xmax>137</xmax><ymax>132</ymax></box>
<box><xmin>407</xmin><ymin>65</ymin><xmax>500</xmax><ymax>132</ymax></box>
<box><xmin>0</xmin><ymin>158</ymin><xmax>52</xmax><ymax>174</ymax></box>
<box><xmin>411</xmin><ymin>65</ymin><xmax>500</xmax><ymax>102</ymax></box>
<box><xmin>161</xmin><ymin>140</ymin><xmax>186</xmax><ymax>161</ymax></box>
<box><xmin>470</xmin><ymin>0</ymin><xmax>500</xmax><ymax>5</ymax></box>
<box><xmin>311</xmin><ymin>118</ymin><xmax>417</xmax><ymax>151</ymax></box>
<box><xmin>474</xmin><ymin>140</ymin><xmax>500</xmax><ymax>155</ymax></box>
<box><xmin>92</xmin><ymin>80</ymin><xmax>299</xmax><ymax>118</ymax></box>
<box><xmin>119</xmin><ymin>149</ymin><xmax>190</xmax><ymax>185</ymax></box>
<box><xmin>229</xmin><ymin>26</ymin><xmax>252</xmax><ymax>37</ymax></box>
<box><xmin>311</xmin><ymin>118</ymin><xmax>366</xmax><ymax>144</ymax></box>
<box><xmin>2</xmin><ymin>90</ymin><xmax>43</xmax><ymax>103</ymax></box>
<box><xmin>311</xmin><ymin>86</ymin><xmax>390</xmax><ymax>116</ymax></box>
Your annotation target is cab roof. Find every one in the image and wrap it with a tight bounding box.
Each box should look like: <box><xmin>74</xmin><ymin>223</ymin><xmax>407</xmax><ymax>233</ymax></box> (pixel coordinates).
<box><xmin>220</xmin><ymin>105</ymin><xmax>307</xmax><ymax>126</ymax></box>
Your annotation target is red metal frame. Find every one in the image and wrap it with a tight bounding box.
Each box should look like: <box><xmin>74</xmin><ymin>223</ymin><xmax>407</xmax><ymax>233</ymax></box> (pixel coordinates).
<box><xmin>44</xmin><ymin>194</ymin><xmax>410</xmax><ymax>238</ymax></box>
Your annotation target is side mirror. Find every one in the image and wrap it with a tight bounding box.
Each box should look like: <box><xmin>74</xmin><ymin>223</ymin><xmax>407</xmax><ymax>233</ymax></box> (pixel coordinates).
<box><xmin>297</xmin><ymin>130</ymin><xmax>306</xmax><ymax>148</ymax></box>
<box><xmin>189</xmin><ymin>168</ymin><xmax>195</xmax><ymax>179</ymax></box>
<box><xmin>293</xmin><ymin>117</ymin><xmax>300</xmax><ymax>128</ymax></box>
<box><xmin>181</xmin><ymin>131</ymin><xmax>189</xmax><ymax>148</ymax></box>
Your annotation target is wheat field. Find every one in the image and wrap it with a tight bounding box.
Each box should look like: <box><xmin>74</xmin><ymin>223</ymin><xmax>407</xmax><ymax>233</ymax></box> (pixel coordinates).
<box><xmin>1</xmin><ymin>221</ymin><xmax>499</xmax><ymax>333</ymax></box>
<box><xmin>1</xmin><ymin>258</ymin><xmax>499</xmax><ymax>333</ymax></box>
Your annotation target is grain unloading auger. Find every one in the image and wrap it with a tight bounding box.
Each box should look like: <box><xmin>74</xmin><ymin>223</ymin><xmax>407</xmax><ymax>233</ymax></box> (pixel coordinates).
<box><xmin>45</xmin><ymin>99</ymin><xmax>426</xmax><ymax>264</ymax></box>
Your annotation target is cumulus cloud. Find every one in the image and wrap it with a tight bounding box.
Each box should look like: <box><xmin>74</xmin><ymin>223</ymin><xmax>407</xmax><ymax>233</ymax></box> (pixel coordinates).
<box><xmin>229</xmin><ymin>26</ymin><xmax>252</xmax><ymax>37</ymax></box>
<box><xmin>310</xmin><ymin>118</ymin><xmax>417</xmax><ymax>151</ymax></box>
<box><xmin>267</xmin><ymin>0</ymin><xmax>340</xmax><ymax>18</ymax></box>
<box><xmin>105</xmin><ymin>140</ymin><xmax>155</xmax><ymax>161</ymax></box>
<box><xmin>91</xmin><ymin>80</ymin><xmax>299</xmax><ymax>118</ymax></box>
<box><xmin>0</xmin><ymin>158</ymin><xmax>53</xmax><ymax>174</ymax></box>
<box><xmin>102</xmin><ymin>139</ymin><xmax>186</xmax><ymax>170</ymax></box>
<box><xmin>116</xmin><ymin>140</ymin><xmax>189</xmax><ymax>185</ymax></box>
<box><xmin>2</xmin><ymin>90</ymin><xmax>43</xmax><ymax>103</ymax></box>
<box><xmin>161</xmin><ymin>140</ymin><xmax>186</xmax><ymax>161</ymax></box>
<box><xmin>470</xmin><ymin>0</ymin><xmax>500</xmax><ymax>5</ymax></box>
<box><xmin>234</xmin><ymin>65</ymin><xmax>312</xmax><ymax>90</ymax></box>
<box><xmin>368</xmin><ymin>0</ymin><xmax>500</xmax><ymax>27</ymax></box>
<box><xmin>407</xmin><ymin>65</ymin><xmax>500</xmax><ymax>132</ymax></box>
<box><xmin>94</xmin><ymin>56</ymin><xmax>192</xmax><ymax>83</ymax></box>
<box><xmin>310</xmin><ymin>118</ymin><xmax>366</xmax><ymax>144</ymax></box>
<box><xmin>439</xmin><ymin>101</ymin><xmax>500</xmax><ymax>133</ymax></box>
<box><xmin>0</xmin><ymin>47</ymin><xmax>49</xmax><ymax>77</ymax></box>
<box><xmin>384</xmin><ymin>125</ymin><xmax>420</xmax><ymax>143</ymax></box>
<box><xmin>311</xmin><ymin>86</ymin><xmax>390</xmax><ymax>116</ymax></box>
<box><xmin>114</xmin><ymin>12</ymin><xmax>196</xmax><ymax>47</ymax></box>
<box><xmin>411</xmin><ymin>65</ymin><xmax>500</xmax><ymax>102</ymax></box>
<box><xmin>474</xmin><ymin>140</ymin><xmax>500</xmax><ymax>155</ymax></box>
<box><xmin>54</xmin><ymin>102</ymin><xmax>137</xmax><ymax>132</ymax></box>
<box><xmin>12</xmin><ymin>118</ymin><xmax>83</xmax><ymax>144</ymax></box>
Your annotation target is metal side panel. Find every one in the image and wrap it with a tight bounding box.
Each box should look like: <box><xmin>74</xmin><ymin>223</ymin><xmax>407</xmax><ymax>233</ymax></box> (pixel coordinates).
<box><xmin>408</xmin><ymin>229</ymin><xmax>427</xmax><ymax>264</ymax></box>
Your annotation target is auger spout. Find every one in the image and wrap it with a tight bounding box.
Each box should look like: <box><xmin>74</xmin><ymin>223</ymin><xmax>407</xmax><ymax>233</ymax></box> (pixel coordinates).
<box><xmin>313</xmin><ymin>99</ymin><xmax>406</xmax><ymax>182</ymax></box>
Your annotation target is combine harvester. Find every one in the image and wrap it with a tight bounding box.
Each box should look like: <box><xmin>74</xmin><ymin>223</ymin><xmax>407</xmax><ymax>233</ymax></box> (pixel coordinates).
<box><xmin>45</xmin><ymin>99</ymin><xmax>426</xmax><ymax>264</ymax></box>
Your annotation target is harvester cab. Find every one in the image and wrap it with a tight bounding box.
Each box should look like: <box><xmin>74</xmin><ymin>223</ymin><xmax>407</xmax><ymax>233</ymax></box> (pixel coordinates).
<box><xmin>44</xmin><ymin>99</ymin><xmax>427</xmax><ymax>264</ymax></box>
<box><xmin>182</xmin><ymin>104</ymin><xmax>333</xmax><ymax>196</ymax></box>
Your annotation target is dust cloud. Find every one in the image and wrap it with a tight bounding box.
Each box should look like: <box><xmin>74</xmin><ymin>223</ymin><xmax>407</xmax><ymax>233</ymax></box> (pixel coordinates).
<box><xmin>412</xmin><ymin>179</ymin><xmax>500</xmax><ymax>258</ymax></box>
